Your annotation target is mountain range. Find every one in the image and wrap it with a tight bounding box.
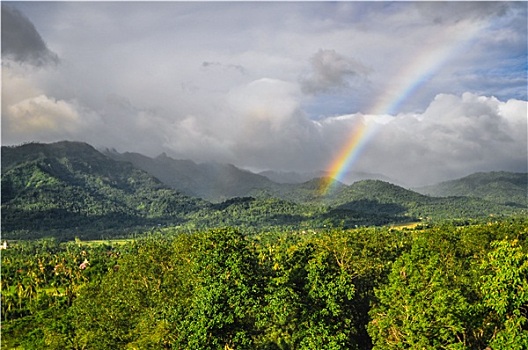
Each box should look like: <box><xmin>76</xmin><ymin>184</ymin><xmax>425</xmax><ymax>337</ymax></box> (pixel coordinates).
<box><xmin>105</xmin><ymin>148</ymin><xmax>400</xmax><ymax>202</ymax></box>
<box><xmin>2</xmin><ymin>141</ymin><xmax>526</xmax><ymax>240</ymax></box>
<box><xmin>105</xmin><ymin>149</ymin><xmax>279</xmax><ymax>202</ymax></box>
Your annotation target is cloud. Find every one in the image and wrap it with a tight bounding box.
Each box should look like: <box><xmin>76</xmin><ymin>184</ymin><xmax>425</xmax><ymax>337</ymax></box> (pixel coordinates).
<box><xmin>162</xmin><ymin>78</ymin><xmax>325</xmax><ymax>170</ymax></box>
<box><xmin>225</xmin><ymin>78</ymin><xmax>326</xmax><ymax>170</ymax></box>
<box><xmin>1</xmin><ymin>4</ymin><xmax>58</xmax><ymax>66</ymax></box>
<box><xmin>228</xmin><ymin>78</ymin><xmax>300</xmax><ymax>130</ymax></box>
<box><xmin>414</xmin><ymin>1</ymin><xmax>510</xmax><ymax>24</ymax></box>
<box><xmin>353</xmin><ymin>93</ymin><xmax>527</xmax><ymax>185</ymax></box>
<box><xmin>1</xmin><ymin>2</ymin><xmax>526</xmax><ymax>186</ymax></box>
<box><xmin>300</xmin><ymin>49</ymin><xmax>369</xmax><ymax>95</ymax></box>
<box><xmin>166</xmin><ymin>87</ymin><xmax>527</xmax><ymax>185</ymax></box>
<box><xmin>3</xmin><ymin>95</ymin><xmax>88</xmax><ymax>143</ymax></box>
<box><xmin>202</xmin><ymin>61</ymin><xmax>247</xmax><ymax>75</ymax></box>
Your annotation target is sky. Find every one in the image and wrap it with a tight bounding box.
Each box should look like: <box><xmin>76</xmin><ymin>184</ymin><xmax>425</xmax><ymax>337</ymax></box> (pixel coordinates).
<box><xmin>2</xmin><ymin>1</ymin><xmax>527</xmax><ymax>186</ymax></box>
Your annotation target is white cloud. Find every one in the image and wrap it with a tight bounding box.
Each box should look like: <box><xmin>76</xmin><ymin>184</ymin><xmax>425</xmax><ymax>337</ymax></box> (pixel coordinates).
<box><xmin>354</xmin><ymin>93</ymin><xmax>527</xmax><ymax>185</ymax></box>
<box><xmin>1</xmin><ymin>63</ymin><xmax>42</xmax><ymax>108</ymax></box>
<box><xmin>161</xmin><ymin>78</ymin><xmax>324</xmax><ymax>170</ymax></box>
<box><xmin>228</xmin><ymin>78</ymin><xmax>301</xmax><ymax>130</ymax></box>
<box><xmin>4</xmin><ymin>94</ymin><xmax>87</xmax><ymax>142</ymax></box>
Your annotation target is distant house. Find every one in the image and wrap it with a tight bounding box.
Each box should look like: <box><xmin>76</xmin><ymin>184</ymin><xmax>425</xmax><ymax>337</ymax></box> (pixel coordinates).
<box><xmin>0</xmin><ymin>241</ymin><xmax>7</xmax><ymax>250</ymax></box>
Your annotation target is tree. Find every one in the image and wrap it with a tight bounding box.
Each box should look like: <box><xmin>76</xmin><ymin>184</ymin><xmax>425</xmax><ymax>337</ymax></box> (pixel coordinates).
<box><xmin>368</xmin><ymin>235</ymin><xmax>472</xmax><ymax>349</ymax></box>
<box><xmin>258</xmin><ymin>230</ymin><xmax>380</xmax><ymax>350</ymax></box>
<box><xmin>480</xmin><ymin>237</ymin><xmax>528</xmax><ymax>349</ymax></box>
<box><xmin>68</xmin><ymin>235</ymin><xmax>181</xmax><ymax>349</ymax></box>
<box><xmin>176</xmin><ymin>228</ymin><xmax>264</xmax><ymax>350</ymax></box>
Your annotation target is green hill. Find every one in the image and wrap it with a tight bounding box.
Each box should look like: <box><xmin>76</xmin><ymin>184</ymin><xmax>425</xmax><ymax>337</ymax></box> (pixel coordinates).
<box><xmin>1</xmin><ymin>142</ymin><xmax>206</xmax><ymax>239</ymax></box>
<box><xmin>1</xmin><ymin>142</ymin><xmax>328</xmax><ymax>238</ymax></box>
<box><xmin>329</xmin><ymin>179</ymin><xmax>526</xmax><ymax>223</ymax></box>
<box><xmin>335</xmin><ymin>180</ymin><xmax>426</xmax><ymax>205</ymax></box>
<box><xmin>246</xmin><ymin>177</ymin><xmax>346</xmax><ymax>204</ymax></box>
<box><xmin>416</xmin><ymin>171</ymin><xmax>527</xmax><ymax>207</ymax></box>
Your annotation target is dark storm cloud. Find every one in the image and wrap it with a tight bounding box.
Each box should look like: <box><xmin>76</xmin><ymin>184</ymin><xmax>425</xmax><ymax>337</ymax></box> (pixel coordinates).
<box><xmin>300</xmin><ymin>49</ymin><xmax>369</xmax><ymax>95</ymax></box>
<box><xmin>1</xmin><ymin>4</ymin><xmax>58</xmax><ymax>66</ymax></box>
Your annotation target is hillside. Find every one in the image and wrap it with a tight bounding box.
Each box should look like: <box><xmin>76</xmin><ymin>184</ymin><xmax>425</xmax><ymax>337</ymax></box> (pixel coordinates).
<box><xmin>1</xmin><ymin>142</ymin><xmax>206</xmax><ymax>239</ymax></box>
<box><xmin>103</xmin><ymin>148</ymin><xmax>528</xmax><ymax>209</ymax></box>
<box><xmin>105</xmin><ymin>150</ymin><xmax>280</xmax><ymax>202</ymax></box>
<box><xmin>334</xmin><ymin>180</ymin><xmax>426</xmax><ymax>205</ymax></box>
<box><xmin>332</xmin><ymin>179</ymin><xmax>525</xmax><ymax>222</ymax></box>
<box><xmin>245</xmin><ymin>177</ymin><xmax>345</xmax><ymax>204</ymax></box>
<box><xmin>258</xmin><ymin>170</ymin><xmax>326</xmax><ymax>184</ymax></box>
<box><xmin>2</xmin><ymin>142</ymin><xmax>526</xmax><ymax>240</ymax></box>
<box><xmin>1</xmin><ymin>142</ymin><xmax>333</xmax><ymax>238</ymax></box>
<box><xmin>416</xmin><ymin>172</ymin><xmax>527</xmax><ymax>207</ymax></box>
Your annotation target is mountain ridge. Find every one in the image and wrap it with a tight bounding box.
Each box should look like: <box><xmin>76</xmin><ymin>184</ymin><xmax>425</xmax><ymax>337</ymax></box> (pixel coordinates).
<box><xmin>2</xmin><ymin>141</ymin><xmax>526</xmax><ymax>240</ymax></box>
<box><xmin>1</xmin><ymin>141</ymin><xmax>206</xmax><ymax>238</ymax></box>
<box><xmin>416</xmin><ymin>171</ymin><xmax>528</xmax><ymax>206</ymax></box>
<box><xmin>105</xmin><ymin>149</ymin><xmax>280</xmax><ymax>202</ymax></box>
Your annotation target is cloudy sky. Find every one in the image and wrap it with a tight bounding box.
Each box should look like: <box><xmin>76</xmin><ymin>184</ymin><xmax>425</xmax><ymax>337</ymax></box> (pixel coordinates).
<box><xmin>2</xmin><ymin>1</ymin><xmax>527</xmax><ymax>186</ymax></box>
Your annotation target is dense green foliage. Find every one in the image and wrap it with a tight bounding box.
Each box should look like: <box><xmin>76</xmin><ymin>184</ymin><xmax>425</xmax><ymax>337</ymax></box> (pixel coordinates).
<box><xmin>332</xmin><ymin>179</ymin><xmax>526</xmax><ymax>222</ymax></box>
<box><xmin>2</xmin><ymin>219</ymin><xmax>527</xmax><ymax>349</ymax></box>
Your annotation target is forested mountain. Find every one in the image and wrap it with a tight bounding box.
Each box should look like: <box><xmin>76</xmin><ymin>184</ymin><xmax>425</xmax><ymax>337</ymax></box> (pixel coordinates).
<box><xmin>0</xmin><ymin>142</ymin><xmax>337</xmax><ymax>238</ymax></box>
<box><xmin>104</xmin><ymin>146</ymin><xmax>527</xmax><ymax>207</ymax></box>
<box><xmin>260</xmin><ymin>169</ymin><xmax>398</xmax><ymax>186</ymax></box>
<box><xmin>2</xmin><ymin>141</ymin><xmax>526</xmax><ymax>240</ymax></box>
<box><xmin>106</xmin><ymin>149</ymin><xmax>400</xmax><ymax>202</ymax></box>
<box><xmin>1</xmin><ymin>142</ymin><xmax>206</xmax><ymax>239</ymax></box>
<box><xmin>416</xmin><ymin>171</ymin><xmax>528</xmax><ymax>207</ymax></box>
<box><xmin>334</xmin><ymin>179</ymin><xmax>525</xmax><ymax>222</ymax></box>
<box><xmin>105</xmin><ymin>149</ymin><xmax>280</xmax><ymax>202</ymax></box>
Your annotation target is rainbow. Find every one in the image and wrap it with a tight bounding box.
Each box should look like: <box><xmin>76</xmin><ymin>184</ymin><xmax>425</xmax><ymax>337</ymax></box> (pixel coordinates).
<box><xmin>324</xmin><ymin>116</ymin><xmax>378</xmax><ymax>193</ymax></box>
<box><xmin>322</xmin><ymin>21</ymin><xmax>486</xmax><ymax>194</ymax></box>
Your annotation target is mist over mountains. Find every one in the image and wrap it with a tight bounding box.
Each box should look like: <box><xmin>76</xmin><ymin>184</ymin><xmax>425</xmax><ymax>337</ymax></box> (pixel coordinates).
<box><xmin>104</xmin><ymin>145</ymin><xmax>528</xmax><ymax>205</ymax></box>
<box><xmin>104</xmin><ymin>147</ymin><xmax>401</xmax><ymax>202</ymax></box>
<box><xmin>258</xmin><ymin>169</ymin><xmax>396</xmax><ymax>186</ymax></box>
<box><xmin>105</xmin><ymin>149</ymin><xmax>277</xmax><ymax>202</ymax></box>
